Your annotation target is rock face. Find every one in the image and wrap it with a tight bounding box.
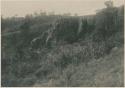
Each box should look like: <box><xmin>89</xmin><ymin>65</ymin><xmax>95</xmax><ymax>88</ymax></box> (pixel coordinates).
<box><xmin>31</xmin><ymin>17</ymin><xmax>83</xmax><ymax>48</ymax></box>
<box><xmin>31</xmin><ymin>16</ymin><xmax>93</xmax><ymax>49</ymax></box>
<box><xmin>46</xmin><ymin>17</ymin><xmax>80</xmax><ymax>43</ymax></box>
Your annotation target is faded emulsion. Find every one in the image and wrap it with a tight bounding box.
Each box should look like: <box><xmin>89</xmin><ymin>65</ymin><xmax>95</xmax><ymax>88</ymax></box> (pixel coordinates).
<box><xmin>1</xmin><ymin>0</ymin><xmax>124</xmax><ymax>87</ymax></box>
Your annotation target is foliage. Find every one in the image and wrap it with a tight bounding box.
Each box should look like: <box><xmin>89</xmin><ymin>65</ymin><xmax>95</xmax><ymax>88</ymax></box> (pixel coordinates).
<box><xmin>1</xmin><ymin>5</ymin><xmax>124</xmax><ymax>87</ymax></box>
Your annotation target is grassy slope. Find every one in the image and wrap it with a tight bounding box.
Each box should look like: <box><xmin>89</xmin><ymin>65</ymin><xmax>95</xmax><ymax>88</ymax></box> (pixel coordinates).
<box><xmin>34</xmin><ymin>46</ymin><xmax>124</xmax><ymax>87</ymax></box>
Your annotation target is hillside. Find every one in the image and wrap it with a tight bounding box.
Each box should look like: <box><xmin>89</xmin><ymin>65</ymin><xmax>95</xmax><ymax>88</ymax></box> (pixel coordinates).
<box><xmin>1</xmin><ymin>5</ymin><xmax>124</xmax><ymax>87</ymax></box>
<box><xmin>33</xmin><ymin>46</ymin><xmax>124</xmax><ymax>87</ymax></box>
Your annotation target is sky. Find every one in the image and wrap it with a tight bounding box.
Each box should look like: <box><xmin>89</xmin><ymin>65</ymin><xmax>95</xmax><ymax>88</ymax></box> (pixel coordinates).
<box><xmin>1</xmin><ymin>0</ymin><xmax>124</xmax><ymax>17</ymax></box>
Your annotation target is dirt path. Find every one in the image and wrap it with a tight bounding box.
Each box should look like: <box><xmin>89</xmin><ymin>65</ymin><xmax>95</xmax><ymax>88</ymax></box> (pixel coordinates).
<box><xmin>1</xmin><ymin>31</ymin><xmax>21</xmax><ymax>37</ymax></box>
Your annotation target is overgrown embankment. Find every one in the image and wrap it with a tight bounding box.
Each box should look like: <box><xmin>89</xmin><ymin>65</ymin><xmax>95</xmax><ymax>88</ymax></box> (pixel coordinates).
<box><xmin>1</xmin><ymin>6</ymin><xmax>124</xmax><ymax>87</ymax></box>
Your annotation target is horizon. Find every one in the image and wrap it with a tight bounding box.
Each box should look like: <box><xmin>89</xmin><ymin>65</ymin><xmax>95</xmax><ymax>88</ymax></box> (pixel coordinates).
<box><xmin>1</xmin><ymin>0</ymin><xmax>124</xmax><ymax>18</ymax></box>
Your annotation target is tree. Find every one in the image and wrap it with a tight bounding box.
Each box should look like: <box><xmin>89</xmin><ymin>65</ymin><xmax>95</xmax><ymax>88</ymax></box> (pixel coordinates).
<box><xmin>93</xmin><ymin>1</ymin><xmax>118</xmax><ymax>41</ymax></box>
<box><xmin>104</xmin><ymin>0</ymin><xmax>113</xmax><ymax>8</ymax></box>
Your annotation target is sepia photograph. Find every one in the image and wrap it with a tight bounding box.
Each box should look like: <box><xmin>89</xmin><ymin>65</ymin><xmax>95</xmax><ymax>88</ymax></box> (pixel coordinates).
<box><xmin>1</xmin><ymin>0</ymin><xmax>124</xmax><ymax>87</ymax></box>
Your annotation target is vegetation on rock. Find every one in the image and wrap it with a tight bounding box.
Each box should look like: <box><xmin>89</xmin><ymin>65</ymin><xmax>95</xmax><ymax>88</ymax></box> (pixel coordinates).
<box><xmin>1</xmin><ymin>5</ymin><xmax>124</xmax><ymax>87</ymax></box>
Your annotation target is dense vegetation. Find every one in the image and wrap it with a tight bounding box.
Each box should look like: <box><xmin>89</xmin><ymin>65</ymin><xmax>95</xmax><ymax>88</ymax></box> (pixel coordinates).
<box><xmin>1</xmin><ymin>5</ymin><xmax>124</xmax><ymax>87</ymax></box>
